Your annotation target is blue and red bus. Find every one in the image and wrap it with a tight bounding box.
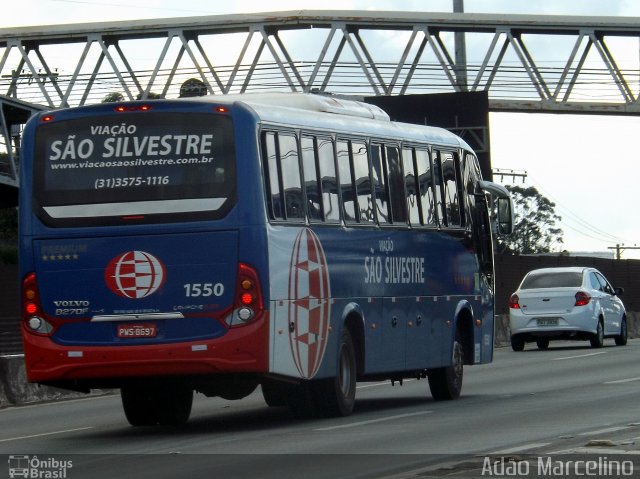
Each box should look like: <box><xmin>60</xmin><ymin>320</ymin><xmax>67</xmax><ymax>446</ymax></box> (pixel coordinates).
<box><xmin>19</xmin><ymin>93</ymin><xmax>512</xmax><ymax>425</ymax></box>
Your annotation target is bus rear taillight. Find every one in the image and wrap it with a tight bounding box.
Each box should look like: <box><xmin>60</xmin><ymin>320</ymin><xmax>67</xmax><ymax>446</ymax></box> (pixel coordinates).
<box><xmin>114</xmin><ymin>104</ymin><xmax>152</xmax><ymax>112</ymax></box>
<box><xmin>22</xmin><ymin>273</ymin><xmax>54</xmax><ymax>335</ymax></box>
<box><xmin>226</xmin><ymin>263</ymin><xmax>265</xmax><ymax>327</ymax></box>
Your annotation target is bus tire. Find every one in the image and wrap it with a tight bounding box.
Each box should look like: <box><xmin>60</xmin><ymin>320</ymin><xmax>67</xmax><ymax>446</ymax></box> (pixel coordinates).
<box><xmin>285</xmin><ymin>382</ymin><xmax>317</xmax><ymax>419</ymax></box>
<box><xmin>157</xmin><ymin>386</ymin><xmax>193</xmax><ymax>425</ymax></box>
<box><xmin>121</xmin><ymin>385</ymin><xmax>160</xmax><ymax>426</ymax></box>
<box><xmin>428</xmin><ymin>334</ymin><xmax>463</xmax><ymax>401</ymax></box>
<box><xmin>261</xmin><ymin>380</ymin><xmax>288</xmax><ymax>407</ymax></box>
<box><xmin>317</xmin><ymin>327</ymin><xmax>357</xmax><ymax>417</ymax></box>
<box><xmin>121</xmin><ymin>383</ymin><xmax>193</xmax><ymax>426</ymax></box>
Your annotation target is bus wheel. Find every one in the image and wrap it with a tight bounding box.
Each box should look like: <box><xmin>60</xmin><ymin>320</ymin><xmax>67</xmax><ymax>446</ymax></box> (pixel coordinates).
<box><xmin>121</xmin><ymin>383</ymin><xmax>193</xmax><ymax>426</ymax></box>
<box><xmin>428</xmin><ymin>334</ymin><xmax>463</xmax><ymax>401</ymax></box>
<box><xmin>317</xmin><ymin>328</ymin><xmax>357</xmax><ymax>417</ymax></box>
<box><xmin>285</xmin><ymin>382</ymin><xmax>317</xmax><ymax>418</ymax></box>
<box><xmin>121</xmin><ymin>385</ymin><xmax>160</xmax><ymax>426</ymax></box>
<box><xmin>157</xmin><ymin>386</ymin><xmax>193</xmax><ymax>425</ymax></box>
<box><xmin>261</xmin><ymin>380</ymin><xmax>288</xmax><ymax>407</ymax></box>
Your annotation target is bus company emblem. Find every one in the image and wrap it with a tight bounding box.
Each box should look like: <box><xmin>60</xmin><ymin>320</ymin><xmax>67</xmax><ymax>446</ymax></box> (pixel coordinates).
<box><xmin>288</xmin><ymin>228</ymin><xmax>331</xmax><ymax>379</ymax></box>
<box><xmin>105</xmin><ymin>251</ymin><xmax>166</xmax><ymax>299</ymax></box>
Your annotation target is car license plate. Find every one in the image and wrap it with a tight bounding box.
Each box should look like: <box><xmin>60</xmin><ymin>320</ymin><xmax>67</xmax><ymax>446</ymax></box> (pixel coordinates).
<box><xmin>116</xmin><ymin>323</ymin><xmax>157</xmax><ymax>338</ymax></box>
<box><xmin>537</xmin><ymin>318</ymin><xmax>559</xmax><ymax>327</ymax></box>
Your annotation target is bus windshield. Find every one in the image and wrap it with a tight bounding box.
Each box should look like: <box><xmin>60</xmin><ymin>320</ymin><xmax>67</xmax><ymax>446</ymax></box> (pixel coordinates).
<box><xmin>33</xmin><ymin>111</ymin><xmax>236</xmax><ymax>225</ymax></box>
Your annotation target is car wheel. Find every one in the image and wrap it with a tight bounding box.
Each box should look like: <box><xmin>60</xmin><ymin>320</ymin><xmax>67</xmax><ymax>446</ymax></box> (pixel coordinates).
<box><xmin>536</xmin><ymin>339</ymin><xmax>549</xmax><ymax>350</ymax></box>
<box><xmin>590</xmin><ymin>319</ymin><xmax>604</xmax><ymax>348</ymax></box>
<box><xmin>511</xmin><ymin>335</ymin><xmax>525</xmax><ymax>352</ymax></box>
<box><xmin>614</xmin><ymin>317</ymin><xmax>628</xmax><ymax>346</ymax></box>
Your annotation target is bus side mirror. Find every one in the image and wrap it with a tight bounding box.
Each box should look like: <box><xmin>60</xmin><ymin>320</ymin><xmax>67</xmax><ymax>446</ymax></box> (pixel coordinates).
<box><xmin>497</xmin><ymin>197</ymin><xmax>514</xmax><ymax>235</ymax></box>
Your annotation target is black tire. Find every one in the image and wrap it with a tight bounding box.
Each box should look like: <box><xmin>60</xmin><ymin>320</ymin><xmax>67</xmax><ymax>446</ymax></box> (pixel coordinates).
<box><xmin>285</xmin><ymin>381</ymin><xmax>318</xmax><ymax>419</ymax></box>
<box><xmin>121</xmin><ymin>383</ymin><xmax>193</xmax><ymax>427</ymax></box>
<box><xmin>316</xmin><ymin>327</ymin><xmax>357</xmax><ymax>417</ymax></box>
<box><xmin>287</xmin><ymin>328</ymin><xmax>357</xmax><ymax>418</ymax></box>
<box><xmin>590</xmin><ymin>319</ymin><xmax>604</xmax><ymax>348</ymax></box>
<box><xmin>121</xmin><ymin>385</ymin><xmax>159</xmax><ymax>426</ymax></box>
<box><xmin>428</xmin><ymin>334</ymin><xmax>463</xmax><ymax>400</ymax></box>
<box><xmin>156</xmin><ymin>386</ymin><xmax>193</xmax><ymax>425</ymax></box>
<box><xmin>615</xmin><ymin>317</ymin><xmax>628</xmax><ymax>346</ymax></box>
<box><xmin>536</xmin><ymin>339</ymin><xmax>550</xmax><ymax>350</ymax></box>
<box><xmin>261</xmin><ymin>380</ymin><xmax>288</xmax><ymax>407</ymax></box>
<box><xmin>511</xmin><ymin>335</ymin><xmax>525</xmax><ymax>352</ymax></box>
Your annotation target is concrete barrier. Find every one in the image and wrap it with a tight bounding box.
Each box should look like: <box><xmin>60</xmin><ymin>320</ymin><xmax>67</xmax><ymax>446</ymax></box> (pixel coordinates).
<box><xmin>1</xmin><ymin>312</ymin><xmax>639</xmax><ymax>407</ymax></box>
<box><xmin>0</xmin><ymin>355</ymin><xmax>111</xmax><ymax>408</ymax></box>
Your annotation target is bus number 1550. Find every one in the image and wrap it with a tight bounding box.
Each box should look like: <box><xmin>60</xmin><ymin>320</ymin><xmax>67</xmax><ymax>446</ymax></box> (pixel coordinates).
<box><xmin>183</xmin><ymin>283</ymin><xmax>225</xmax><ymax>297</ymax></box>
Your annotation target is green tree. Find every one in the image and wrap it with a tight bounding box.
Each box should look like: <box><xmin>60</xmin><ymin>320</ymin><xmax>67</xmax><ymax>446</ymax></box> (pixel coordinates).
<box><xmin>102</xmin><ymin>92</ymin><xmax>125</xmax><ymax>103</ymax></box>
<box><xmin>497</xmin><ymin>185</ymin><xmax>564</xmax><ymax>254</ymax></box>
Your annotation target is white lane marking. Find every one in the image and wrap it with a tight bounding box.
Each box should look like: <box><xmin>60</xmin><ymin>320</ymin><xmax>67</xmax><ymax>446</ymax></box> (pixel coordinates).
<box><xmin>579</xmin><ymin>426</ymin><xmax>630</xmax><ymax>436</ymax></box>
<box><xmin>490</xmin><ymin>443</ymin><xmax>550</xmax><ymax>454</ymax></box>
<box><xmin>0</xmin><ymin>426</ymin><xmax>94</xmax><ymax>443</ymax></box>
<box><xmin>552</xmin><ymin>352</ymin><xmax>607</xmax><ymax>361</ymax></box>
<box><xmin>604</xmin><ymin>377</ymin><xmax>640</xmax><ymax>385</ymax></box>
<box><xmin>315</xmin><ymin>411</ymin><xmax>433</xmax><ymax>431</ymax></box>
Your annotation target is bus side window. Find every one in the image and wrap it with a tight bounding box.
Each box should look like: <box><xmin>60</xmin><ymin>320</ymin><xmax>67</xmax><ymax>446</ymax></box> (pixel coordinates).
<box><xmin>441</xmin><ymin>151</ymin><xmax>463</xmax><ymax>228</ymax></box>
<box><xmin>432</xmin><ymin>151</ymin><xmax>446</xmax><ymax>227</ymax></box>
<box><xmin>337</xmin><ymin>140</ymin><xmax>358</xmax><ymax>224</ymax></box>
<box><xmin>463</xmin><ymin>152</ymin><xmax>480</xmax><ymax>227</ymax></box>
<box><xmin>317</xmin><ymin>137</ymin><xmax>340</xmax><ymax>223</ymax></box>
<box><xmin>301</xmin><ymin>135</ymin><xmax>323</xmax><ymax>222</ymax></box>
<box><xmin>385</xmin><ymin>145</ymin><xmax>406</xmax><ymax>225</ymax></box>
<box><xmin>402</xmin><ymin>147</ymin><xmax>421</xmax><ymax>226</ymax></box>
<box><xmin>263</xmin><ymin>131</ymin><xmax>284</xmax><ymax>220</ymax></box>
<box><xmin>369</xmin><ymin>144</ymin><xmax>389</xmax><ymax>225</ymax></box>
<box><xmin>278</xmin><ymin>133</ymin><xmax>304</xmax><ymax>221</ymax></box>
<box><xmin>352</xmin><ymin>140</ymin><xmax>376</xmax><ymax>225</ymax></box>
<box><xmin>416</xmin><ymin>149</ymin><xmax>438</xmax><ymax>227</ymax></box>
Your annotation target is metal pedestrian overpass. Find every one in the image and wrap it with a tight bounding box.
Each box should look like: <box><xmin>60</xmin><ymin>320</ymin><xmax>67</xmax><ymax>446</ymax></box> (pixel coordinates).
<box><xmin>2</xmin><ymin>10</ymin><xmax>640</xmax><ymax>201</ymax></box>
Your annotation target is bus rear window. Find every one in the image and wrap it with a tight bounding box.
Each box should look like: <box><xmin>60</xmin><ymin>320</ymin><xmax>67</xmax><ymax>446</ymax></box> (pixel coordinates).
<box><xmin>34</xmin><ymin>112</ymin><xmax>236</xmax><ymax>226</ymax></box>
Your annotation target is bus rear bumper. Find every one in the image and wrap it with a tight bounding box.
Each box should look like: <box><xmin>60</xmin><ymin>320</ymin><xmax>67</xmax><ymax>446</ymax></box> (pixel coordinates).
<box><xmin>22</xmin><ymin>317</ymin><xmax>269</xmax><ymax>384</ymax></box>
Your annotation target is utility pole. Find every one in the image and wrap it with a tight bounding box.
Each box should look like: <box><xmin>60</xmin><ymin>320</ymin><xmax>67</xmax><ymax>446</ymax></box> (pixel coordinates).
<box><xmin>453</xmin><ymin>0</ymin><xmax>468</xmax><ymax>92</ymax></box>
<box><xmin>607</xmin><ymin>244</ymin><xmax>640</xmax><ymax>260</ymax></box>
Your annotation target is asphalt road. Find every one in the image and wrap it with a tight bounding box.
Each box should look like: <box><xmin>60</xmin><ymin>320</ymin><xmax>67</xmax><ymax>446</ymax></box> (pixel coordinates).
<box><xmin>2</xmin><ymin>340</ymin><xmax>640</xmax><ymax>478</ymax></box>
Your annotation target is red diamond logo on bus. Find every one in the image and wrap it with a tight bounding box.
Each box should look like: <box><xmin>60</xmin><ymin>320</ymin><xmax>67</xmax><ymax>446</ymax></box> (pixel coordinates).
<box><xmin>105</xmin><ymin>251</ymin><xmax>166</xmax><ymax>299</ymax></box>
<box><xmin>288</xmin><ymin>228</ymin><xmax>331</xmax><ymax>379</ymax></box>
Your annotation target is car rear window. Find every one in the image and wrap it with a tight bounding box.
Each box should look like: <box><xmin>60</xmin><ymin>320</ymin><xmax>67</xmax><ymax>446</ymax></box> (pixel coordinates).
<box><xmin>520</xmin><ymin>271</ymin><xmax>583</xmax><ymax>289</ymax></box>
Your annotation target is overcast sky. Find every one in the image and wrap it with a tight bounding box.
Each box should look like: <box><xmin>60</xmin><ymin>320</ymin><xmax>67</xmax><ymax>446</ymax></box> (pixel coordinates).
<box><xmin>4</xmin><ymin>0</ymin><xmax>640</xmax><ymax>259</ymax></box>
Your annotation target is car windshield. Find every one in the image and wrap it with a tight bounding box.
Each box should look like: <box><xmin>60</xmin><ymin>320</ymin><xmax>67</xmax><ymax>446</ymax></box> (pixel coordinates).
<box><xmin>520</xmin><ymin>271</ymin><xmax>583</xmax><ymax>289</ymax></box>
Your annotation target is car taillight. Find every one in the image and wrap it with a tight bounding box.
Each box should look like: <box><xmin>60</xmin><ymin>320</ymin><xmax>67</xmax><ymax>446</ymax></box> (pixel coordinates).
<box><xmin>574</xmin><ymin>291</ymin><xmax>591</xmax><ymax>307</ymax></box>
<box><xmin>22</xmin><ymin>273</ymin><xmax>54</xmax><ymax>335</ymax></box>
<box><xmin>225</xmin><ymin>263</ymin><xmax>265</xmax><ymax>327</ymax></box>
<box><xmin>509</xmin><ymin>293</ymin><xmax>520</xmax><ymax>309</ymax></box>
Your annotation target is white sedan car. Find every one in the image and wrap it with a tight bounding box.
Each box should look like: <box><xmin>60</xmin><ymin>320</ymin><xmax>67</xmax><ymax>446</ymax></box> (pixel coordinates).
<box><xmin>509</xmin><ymin>267</ymin><xmax>627</xmax><ymax>351</ymax></box>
